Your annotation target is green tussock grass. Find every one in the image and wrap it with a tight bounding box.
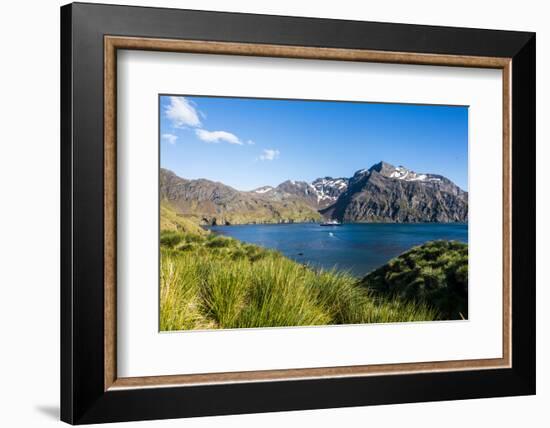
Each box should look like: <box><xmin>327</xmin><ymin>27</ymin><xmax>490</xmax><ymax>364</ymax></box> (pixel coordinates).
<box><xmin>360</xmin><ymin>240</ymin><xmax>468</xmax><ymax>320</ymax></box>
<box><xmin>159</xmin><ymin>230</ymin><xmax>439</xmax><ymax>331</ymax></box>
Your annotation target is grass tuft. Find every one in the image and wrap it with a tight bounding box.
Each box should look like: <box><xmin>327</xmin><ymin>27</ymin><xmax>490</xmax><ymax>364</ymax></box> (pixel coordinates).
<box><xmin>360</xmin><ymin>240</ymin><xmax>468</xmax><ymax>319</ymax></box>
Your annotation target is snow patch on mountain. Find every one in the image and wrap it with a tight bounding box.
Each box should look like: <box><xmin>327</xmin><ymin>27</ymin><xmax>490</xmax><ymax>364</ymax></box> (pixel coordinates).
<box><xmin>254</xmin><ymin>186</ymin><xmax>273</xmax><ymax>194</ymax></box>
<box><xmin>388</xmin><ymin>166</ymin><xmax>442</xmax><ymax>183</ymax></box>
<box><xmin>311</xmin><ymin>177</ymin><xmax>349</xmax><ymax>203</ymax></box>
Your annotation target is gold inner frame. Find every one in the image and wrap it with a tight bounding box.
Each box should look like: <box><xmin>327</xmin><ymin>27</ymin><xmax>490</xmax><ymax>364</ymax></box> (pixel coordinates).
<box><xmin>104</xmin><ymin>36</ymin><xmax>512</xmax><ymax>391</ymax></box>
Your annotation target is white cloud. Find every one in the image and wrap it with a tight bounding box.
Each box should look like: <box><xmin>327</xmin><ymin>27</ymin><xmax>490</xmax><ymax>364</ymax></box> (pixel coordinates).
<box><xmin>164</xmin><ymin>96</ymin><xmax>251</xmax><ymax>148</ymax></box>
<box><xmin>259</xmin><ymin>149</ymin><xmax>280</xmax><ymax>161</ymax></box>
<box><xmin>195</xmin><ymin>129</ymin><xmax>243</xmax><ymax>145</ymax></box>
<box><xmin>161</xmin><ymin>133</ymin><xmax>177</xmax><ymax>144</ymax></box>
<box><xmin>165</xmin><ymin>96</ymin><xmax>201</xmax><ymax>128</ymax></box>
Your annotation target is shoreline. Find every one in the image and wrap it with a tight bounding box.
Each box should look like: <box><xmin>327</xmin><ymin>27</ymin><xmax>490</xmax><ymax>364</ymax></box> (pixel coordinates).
<box><xmin>207</xmin><ymin>221</ymin><xmax>469</xmax><ymax>228</ymax></box>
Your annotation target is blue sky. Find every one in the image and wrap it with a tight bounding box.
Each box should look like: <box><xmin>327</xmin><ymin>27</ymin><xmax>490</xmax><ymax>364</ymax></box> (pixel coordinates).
<box><xmin>160</xmin><ymin>95</ymin><xmax>468</xmax><ymax>191</ymax></box>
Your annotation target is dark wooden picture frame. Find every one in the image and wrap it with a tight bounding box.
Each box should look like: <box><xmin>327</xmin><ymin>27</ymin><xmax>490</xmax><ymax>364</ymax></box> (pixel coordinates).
<box><xmin>61</xmin><ymin>2</ymin><xmax>535</xmax><ymax>424</ymax></box>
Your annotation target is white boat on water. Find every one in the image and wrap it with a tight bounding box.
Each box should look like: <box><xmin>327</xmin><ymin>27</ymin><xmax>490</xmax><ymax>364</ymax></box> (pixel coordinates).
<box><xmin>320</xmin><ymin>220</ymin><xmax>342</xmax><ymax>226</ymax></box>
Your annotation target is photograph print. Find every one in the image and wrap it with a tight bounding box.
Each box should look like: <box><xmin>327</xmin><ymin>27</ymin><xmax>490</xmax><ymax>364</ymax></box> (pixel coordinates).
<box><xmin>159</xmin><ymin>95</ymin><xmax>468</xmax><ymax>331</ymax></box>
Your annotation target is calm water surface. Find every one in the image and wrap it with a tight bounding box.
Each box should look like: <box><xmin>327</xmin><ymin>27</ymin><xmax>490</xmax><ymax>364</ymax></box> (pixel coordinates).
<box><xmin>210</xmin><ymin>223</ymin><xmax>468</xmax><ymax>277</ymax></box>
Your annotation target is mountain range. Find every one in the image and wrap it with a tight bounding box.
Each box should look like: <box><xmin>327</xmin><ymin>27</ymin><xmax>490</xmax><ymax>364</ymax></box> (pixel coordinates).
<box><xmin>160</xmin><ymin>161</ymin><xmax>468</xmax><ymax>225</ymax></box>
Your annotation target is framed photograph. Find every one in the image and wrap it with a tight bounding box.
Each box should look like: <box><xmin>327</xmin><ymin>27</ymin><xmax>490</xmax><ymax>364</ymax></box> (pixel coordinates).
<box><xmin>61</xmin><ymin>2</ymin><xmax>535</xmax><ymax>424</ymax></box>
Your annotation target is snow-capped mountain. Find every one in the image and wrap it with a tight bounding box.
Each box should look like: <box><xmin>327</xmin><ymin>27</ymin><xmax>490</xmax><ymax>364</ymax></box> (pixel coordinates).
<box><xmin>252</xmin><ymin>177</ymin><xmax>348</xmax><ymax>209</ymax></box>
<box><xmin>350</xmin><ymin>162</ymin><xmax>454</xmax><ymax>189</ymax></box>
<box><xmin>322</xmin><ymin>161</ymin><xmax>468</xmax><ymax>222</ymax></box>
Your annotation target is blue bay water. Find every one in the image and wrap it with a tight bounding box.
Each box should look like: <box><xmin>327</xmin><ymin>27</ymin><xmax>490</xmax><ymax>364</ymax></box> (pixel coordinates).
<box><xmin>210</xmin><ymin>223</ymin><xmax>468</xmax><ymax>277</ymax></box>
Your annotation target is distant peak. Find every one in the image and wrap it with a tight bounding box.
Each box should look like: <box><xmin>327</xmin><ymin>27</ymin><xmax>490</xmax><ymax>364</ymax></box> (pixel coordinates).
<box><xmin>369</xmin><ymin>161</ymin><xmax>397</xmax><ymax>175</ymax></box>
<box><xmin>353</xmin><ymin>161</ymin><xmax>395</xmax><ymax>177</ymax></box>
<box><xmin>350</xmin><ymin>162</ymin><xmax>445</xmax><ymax>184</ymax></box>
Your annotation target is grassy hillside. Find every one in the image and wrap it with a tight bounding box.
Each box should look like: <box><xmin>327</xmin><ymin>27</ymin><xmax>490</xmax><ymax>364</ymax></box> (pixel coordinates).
<box><xmin>159</xmin><ymin>227</ymin><xmax>439</xmax><ymax>331</ymax></box>
<box><xmin>360</xmin><ymin>240</ymin><xmax>468</xmax><ymax>320</ymax></box>
<box><xmin>168</xmin><ymin>200</ymin><xmax>322</xmax><ymax>226</ymax></box>
<box><xmin>160</xmin><ymin>168</ymin><xmax>322</xmax><ymax>226</ymax></box>
<box><xmin>160</xmin><ymin>202</ymin><xmax>208</xmax><ymax>236</ymax></box>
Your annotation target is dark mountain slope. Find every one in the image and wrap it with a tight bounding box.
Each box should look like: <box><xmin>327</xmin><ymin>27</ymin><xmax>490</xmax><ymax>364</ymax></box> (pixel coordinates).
<box><xmin>321</xmin><ymin>161</ymin><xmax>468</xmax><ymax>223</ymax></box>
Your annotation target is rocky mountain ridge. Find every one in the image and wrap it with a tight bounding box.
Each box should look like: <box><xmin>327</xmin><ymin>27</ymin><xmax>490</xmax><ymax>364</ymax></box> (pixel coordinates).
<box><xmin>252</xmin><ymin>176</ymin><xmax>349</xmax><ymax>209</ymax></box>
<box><xmin>321</xmin><ymin>161</ymin><xmax>468</xmax><ymax>222</ymax></box>
<box><xmin>160</xmin><ymin>169</ymin><xmax>321</xmax><ymax>225</ymax></box>
<box><xmin>160</xmin><ymin>161</ymin><xmax>468</xmax><ymax>225</ymax></box>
